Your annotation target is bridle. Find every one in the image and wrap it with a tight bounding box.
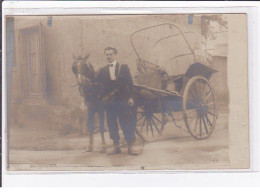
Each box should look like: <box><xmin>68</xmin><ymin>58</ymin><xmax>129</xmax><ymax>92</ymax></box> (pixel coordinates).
<box><xmin>73</xmin><ymin>57</ymin><xmax>92</xmax><ymax>87</ymax></box>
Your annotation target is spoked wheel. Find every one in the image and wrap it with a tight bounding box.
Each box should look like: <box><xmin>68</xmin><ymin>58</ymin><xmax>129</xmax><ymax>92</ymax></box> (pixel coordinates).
<box><xmin>183</xmin><ymin>76</ymin><xmax>218</xmax><ymax>140</ymax></box>
<box><xmin>135</xmin><ymin>105</ymin><xmax>166</xmax><ymax>142</ymax></box>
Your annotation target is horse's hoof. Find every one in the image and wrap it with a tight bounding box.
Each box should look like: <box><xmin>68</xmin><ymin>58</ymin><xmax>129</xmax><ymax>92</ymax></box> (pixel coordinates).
<box><xmin>86</xmin><ymin>147</ymin><xmax>93</xmax><ymax>152</ymax></box>
<box><xmin>100</xmin><ymin>147</ymin><xmax>106</xmax><ymax>153</ymax></box>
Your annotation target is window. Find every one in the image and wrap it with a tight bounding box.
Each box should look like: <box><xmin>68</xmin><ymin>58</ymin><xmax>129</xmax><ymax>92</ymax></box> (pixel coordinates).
<box><xmin>20</xmin><ymin>25</ymin><xmax>45</xmax><ymax>97</ymax></box>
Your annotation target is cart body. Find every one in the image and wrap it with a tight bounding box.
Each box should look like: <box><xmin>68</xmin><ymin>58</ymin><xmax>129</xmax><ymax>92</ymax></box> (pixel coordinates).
<box><xmin>131</xmin><ymin>23</ymin><xmax>218</xmax><ymax>141</ymax></box>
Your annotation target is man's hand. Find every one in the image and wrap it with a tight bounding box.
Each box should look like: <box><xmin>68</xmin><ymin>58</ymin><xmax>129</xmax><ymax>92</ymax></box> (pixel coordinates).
<box><xmin>128</xmin><ymin>98</ymin><xmax>134</xmax><ymax>107</ymax></box>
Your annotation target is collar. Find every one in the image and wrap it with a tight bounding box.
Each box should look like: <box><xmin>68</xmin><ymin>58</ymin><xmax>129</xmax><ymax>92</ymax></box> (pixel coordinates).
<box><xmin>108</xmin><ymin>60</ymin><xmax>117</xmax><ymax>67</ymax></box>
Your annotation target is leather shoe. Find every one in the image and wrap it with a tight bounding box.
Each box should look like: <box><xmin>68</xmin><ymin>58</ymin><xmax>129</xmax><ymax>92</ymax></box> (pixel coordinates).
<box><xmin>107</xmin><ymin>146</ymin><xmax>121</xmax><ymax>155</ymax></box>
<box><xmin>128</xmin><ymin>142</ymin><xmax>139</xmax><ymax>156</ymax></box>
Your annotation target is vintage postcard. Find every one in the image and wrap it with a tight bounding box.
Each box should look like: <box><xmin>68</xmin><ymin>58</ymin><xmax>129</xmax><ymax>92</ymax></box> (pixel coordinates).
<box><xmin>5</xmin><ymin>13</ymin><xmax>249</xmax><ymax>171</ymax></box>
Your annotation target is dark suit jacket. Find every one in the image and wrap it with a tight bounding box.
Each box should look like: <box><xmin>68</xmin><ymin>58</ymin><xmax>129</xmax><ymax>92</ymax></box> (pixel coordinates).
<box><xmin>96</xmin><ymin>62</ymin><xmax>134</xmax><ymax>102</ymax></box>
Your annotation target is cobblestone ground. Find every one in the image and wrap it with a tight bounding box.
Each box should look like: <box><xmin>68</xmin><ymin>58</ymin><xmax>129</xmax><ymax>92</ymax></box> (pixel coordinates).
<box><xmin>8</xmin><ymin>112</ymin><xmax>229</xmax><ymax>171</ymax></box>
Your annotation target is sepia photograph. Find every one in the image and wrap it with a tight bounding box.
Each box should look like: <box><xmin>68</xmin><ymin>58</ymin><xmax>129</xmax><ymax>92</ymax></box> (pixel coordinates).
<box><xmin>5</xmin><ymin>13</ymin><xmax>249</xmax><ymax>171</ymax></box>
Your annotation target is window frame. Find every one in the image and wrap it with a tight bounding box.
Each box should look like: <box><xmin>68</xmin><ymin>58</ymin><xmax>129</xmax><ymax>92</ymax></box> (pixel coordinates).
<box><xmin>19</xmin><ymin>25</ymin><xmax>45</xmax><ymax>98</ymax></box>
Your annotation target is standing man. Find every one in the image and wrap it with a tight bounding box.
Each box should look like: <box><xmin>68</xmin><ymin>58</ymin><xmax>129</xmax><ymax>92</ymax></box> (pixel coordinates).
<box><xmin>96</xmin><ymin>47</ymin><xmax>138</xmax><ymax>156</ymax></box>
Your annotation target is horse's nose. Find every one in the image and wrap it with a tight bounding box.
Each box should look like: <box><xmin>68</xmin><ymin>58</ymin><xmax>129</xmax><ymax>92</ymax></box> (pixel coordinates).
<box><xmin>77</xmin><ymin>74</ymin><xmax>83</xmax><ymax>84</ymax></box>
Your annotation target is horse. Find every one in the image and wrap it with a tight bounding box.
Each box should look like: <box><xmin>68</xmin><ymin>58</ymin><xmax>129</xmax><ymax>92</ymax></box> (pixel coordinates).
<box><xmin>72</xmin><ymin>55</ymin><xmax>106</xmax><ymax>153</ymax></box>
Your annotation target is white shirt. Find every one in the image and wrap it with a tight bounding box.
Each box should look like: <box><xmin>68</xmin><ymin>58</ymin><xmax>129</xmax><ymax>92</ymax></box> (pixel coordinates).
<box><xmin>108</xmin><ymin>60</ymin><xmax>117</xmax><ymax>80</ymax></box>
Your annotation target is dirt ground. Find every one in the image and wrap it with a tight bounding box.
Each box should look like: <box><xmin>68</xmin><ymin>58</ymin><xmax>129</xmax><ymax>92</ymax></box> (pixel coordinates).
<box><xmin>8</xmin><ymin>112</ymin><xmax>230</xmax><ymax>171</ymax></box>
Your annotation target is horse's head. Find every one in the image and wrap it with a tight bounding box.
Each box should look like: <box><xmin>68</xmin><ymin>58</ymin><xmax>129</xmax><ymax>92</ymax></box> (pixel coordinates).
<box><xmin>72</xmin><ymin>55</ymin><xmax>95</xmax><ymax>87</ymax></box>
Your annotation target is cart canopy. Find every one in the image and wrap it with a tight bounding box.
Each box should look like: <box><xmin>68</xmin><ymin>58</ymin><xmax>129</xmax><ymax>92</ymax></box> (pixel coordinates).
<box><xmin>131</xmin><ymin>23</ymin><xmax>199</xmax><ymax>76</ymax></box>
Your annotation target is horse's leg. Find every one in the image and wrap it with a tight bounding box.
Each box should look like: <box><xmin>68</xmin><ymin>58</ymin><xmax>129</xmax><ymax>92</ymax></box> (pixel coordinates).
<box><xmin>98</xmin><ymin>104</ymin><xmax>106</xmax><ymax>153</ymax></box>
<box><xmin>80</xmin><ymin>118</ymin><xmax>83</xmax><ymax>135</ymax></box>
<box><xmin>86</xmin><ymin>102</ymin><xmax>95</xmax><ymax>152</ymax></box>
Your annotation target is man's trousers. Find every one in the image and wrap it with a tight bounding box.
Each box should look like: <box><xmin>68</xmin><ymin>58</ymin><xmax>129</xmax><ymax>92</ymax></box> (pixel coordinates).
<box><xmin>105</xmin><ymin>101</ymin><xmax>136</xmax><ymax>145</ymax></box>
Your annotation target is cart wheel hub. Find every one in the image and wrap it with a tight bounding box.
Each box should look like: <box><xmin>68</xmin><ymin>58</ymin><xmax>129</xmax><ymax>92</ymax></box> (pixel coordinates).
<box><xmin>198</xmin><ymin>105</ymin><xmax>208</xmax><ymax>113</ymax></box>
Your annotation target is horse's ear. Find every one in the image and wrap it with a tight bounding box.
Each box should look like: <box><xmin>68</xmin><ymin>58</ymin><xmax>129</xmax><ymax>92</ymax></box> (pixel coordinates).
<box><xmin>84</xmin><ymin>54</ymin><xmax>90</xmax><ymax>60</ymax></box>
